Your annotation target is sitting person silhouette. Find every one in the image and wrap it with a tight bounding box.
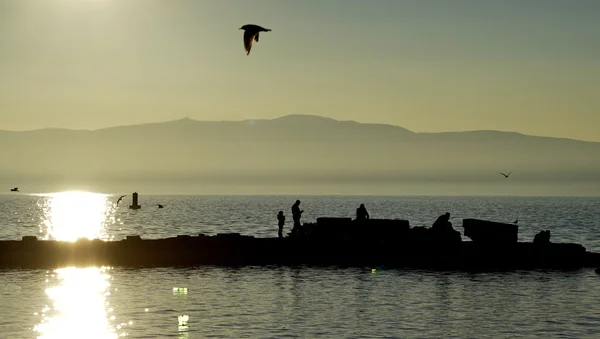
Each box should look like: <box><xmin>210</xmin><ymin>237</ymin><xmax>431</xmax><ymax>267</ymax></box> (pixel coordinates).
<box><xmin>432</xmin><ymin>212</ymin><xmax>452</xmax><ymax>231</ymax></box>
<box><xmin>356</xmin><ymin>204</ymin><xmax>370</xmax><ymax>221</ymax></box>
<box><xmin>277</xmin><ymin>211</ymin><xmax>286</xmax><ymax>238</ymax></box>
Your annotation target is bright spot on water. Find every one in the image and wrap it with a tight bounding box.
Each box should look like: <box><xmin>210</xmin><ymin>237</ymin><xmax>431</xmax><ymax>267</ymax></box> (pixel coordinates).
<box><xmin>173</xmin><ymin>287</ymin><xmax>188</xmax><ymax>294</ymax></box>
<box><xmin>37</xmin><ymin>191</ymin><xmax>115</xmax><ymax>242</ymax></box>
<box><xmin>178</xmin><ymin>314</ymin><xmax>189</xmax><ymax>326</ymax></box>
<box><xmin>33</xmin><ymin>266</ymin><xmax>118</xmax><ymax>339</ymax></box>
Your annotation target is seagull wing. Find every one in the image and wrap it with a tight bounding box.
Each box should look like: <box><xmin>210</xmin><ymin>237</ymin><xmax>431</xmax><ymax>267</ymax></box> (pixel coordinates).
<box><xmin>500</xmin><ymin>172</ymin><xmax>507</xmax><ymax>177</ymax></box>
<box><xmin>243</xmin><ymin>30</ymin><xmax>257</xmax><ymax>55</ymax></box>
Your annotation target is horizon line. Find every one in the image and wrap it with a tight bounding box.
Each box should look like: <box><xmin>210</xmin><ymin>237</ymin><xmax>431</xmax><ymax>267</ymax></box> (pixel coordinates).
<box><xmin>2</xmin><ymin>192</ymin><xmax>599</xmax><ymax>198</ymax></box>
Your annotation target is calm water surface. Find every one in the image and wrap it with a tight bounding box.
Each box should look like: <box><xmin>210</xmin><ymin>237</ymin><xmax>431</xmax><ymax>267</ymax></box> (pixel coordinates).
<box><xmin>0</xmin><ymin>193</ymin><xmax>599</xmax><ymax>338</ymax></box>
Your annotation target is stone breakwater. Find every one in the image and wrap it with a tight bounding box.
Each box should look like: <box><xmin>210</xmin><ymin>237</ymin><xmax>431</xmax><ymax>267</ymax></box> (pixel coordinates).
<box><xmin>1</xmin><ymin>218</ymin><xmax>598</xmax><ymax>270</ymax></box>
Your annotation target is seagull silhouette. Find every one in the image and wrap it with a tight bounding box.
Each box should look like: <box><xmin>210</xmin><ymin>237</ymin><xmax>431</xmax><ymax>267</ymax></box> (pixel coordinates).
<box><xmin>10</xmin><ymin>187</ymin><xmax>18</xmax><ymax>192</ymax></box>
<box><xmin>157</xmin><ymin>204</ymin><xmax>164</xmax><ymax>209</ymax></box>
<box><xmin>513</xmin><ymin>219</ymin><xmax>518</xmax><ymax>225</ymax></box>
<box><xmin>500</xmin><ymin>172</ymin><xmax>512</xmax><ymax>178</ymax></box>
<box><xmin>239</xmin><ymin>24</ymin><xmax>271</xmax><ymax>55</ymax></box>
<box><xmin>116</xmin><ymin>195</ymin><xmax>126</xmax><ymax>206</ymax></box>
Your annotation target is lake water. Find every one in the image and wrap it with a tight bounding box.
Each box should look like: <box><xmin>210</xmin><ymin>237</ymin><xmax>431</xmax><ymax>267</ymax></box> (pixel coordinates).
<box><xmin>1</xmin><ymin>193</ymin><xmax>600</xmax><ymax>338</ymax></box>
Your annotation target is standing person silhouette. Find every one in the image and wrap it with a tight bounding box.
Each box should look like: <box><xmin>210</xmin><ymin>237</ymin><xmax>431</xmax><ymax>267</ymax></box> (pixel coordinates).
<box><xmin>277</xmin><ymin>211</ymin><xmax>286</xmax><ymax>238</ymax></box>
<box><xmin>291</xmin><ymin>200</ymin><xmax>304</xmax><ymax>233</ymax></box>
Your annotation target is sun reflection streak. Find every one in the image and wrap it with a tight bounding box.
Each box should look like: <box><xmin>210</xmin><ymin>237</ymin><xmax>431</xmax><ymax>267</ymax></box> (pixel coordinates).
<box><xmin>33</xmin><ymin>267</ymin><xmax>124</xmax><ymax>339</ymax></box>
<box><xmin>38</xmin><ymin>191</ymin><xmax>115</xmax><ymax>242</ymax></box>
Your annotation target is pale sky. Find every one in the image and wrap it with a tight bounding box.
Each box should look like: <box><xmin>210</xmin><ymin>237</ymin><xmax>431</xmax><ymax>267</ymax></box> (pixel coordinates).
<box><xmin>1</xmin><ymin>0</ymin><xmax>599</xmax><ymax>141</ymax></box>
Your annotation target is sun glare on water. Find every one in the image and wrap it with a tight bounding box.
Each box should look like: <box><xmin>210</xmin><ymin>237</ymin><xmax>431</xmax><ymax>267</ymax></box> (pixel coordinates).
<box><xmin>32</xmin><ymin>193</ymin><xmax>128</xmax><ymax>337</ymax></box>
<box><xmin>34</xmin><ymin>267</ymin><xmax>126</xmax><ymax>339</ymax></box>
<box><xmin>39</xmin><ymin>191</ymin><xmax>115</xmax><ymax>242</ymax></box>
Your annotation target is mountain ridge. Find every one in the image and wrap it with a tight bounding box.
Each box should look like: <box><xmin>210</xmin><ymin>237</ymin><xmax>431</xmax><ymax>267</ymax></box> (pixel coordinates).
<box><xmin>1</xmin><ymin>113</ymin><xmax>599</xmax><ymax>196</ymax></box>
<box><xmin>0</xmin><ymin>114</ymin><xmax>595</xmax><ymax>144</ymax></box>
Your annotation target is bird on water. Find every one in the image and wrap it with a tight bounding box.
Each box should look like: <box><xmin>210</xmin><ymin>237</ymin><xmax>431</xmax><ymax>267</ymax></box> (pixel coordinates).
<box><xmin>239</xmin><ymin>24</ymin><xmax>271</xmax><ymax>55</ymax></box>
<box><xmin>10</xmin><ymin>187</ymin><xmax>18</xmax><ymax>192</ymax></box>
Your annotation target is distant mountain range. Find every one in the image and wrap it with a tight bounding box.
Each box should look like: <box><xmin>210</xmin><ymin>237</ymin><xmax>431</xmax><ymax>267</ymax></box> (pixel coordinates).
<box><xmin>1</xmin><ymin>115</ymin><xmax>599</xmax><ymax>195</ymax></box>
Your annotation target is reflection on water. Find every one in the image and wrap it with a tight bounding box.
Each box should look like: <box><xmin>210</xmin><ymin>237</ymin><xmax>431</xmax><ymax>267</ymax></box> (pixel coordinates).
<box><xmin>33</xmin><ymin>267</ymin><xmax>130</xmax><ymax>338</ymax></box>
<box><xmin>37</xmin><ymin>192</ymin><xmax>115</xmax><ymax>242</ymax></box>
<box><xmin>0</xmin><ymin>266</ymin><xmax>594</xmax><ymax>338</ymax></box>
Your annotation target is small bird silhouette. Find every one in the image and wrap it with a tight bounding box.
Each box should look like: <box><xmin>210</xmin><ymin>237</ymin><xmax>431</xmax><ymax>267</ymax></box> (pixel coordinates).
<box><xmin>157</xmin><ymin>204</ymin><xmax>164</xmax><ymax>209</ymax></box>
<box><xmin>116</xmin><ymin>195</ymin><xmax>126</xmax><ymax>206</ymax></box>
<box><xmin>239</xmin><ymin>24</ymin><xmax>271</xmax><ymax>55</ymax></box>
<box><xmin>10</xmin><ymin>187</ymin><xmax>18</xmax><ymax>192</ymax></box>
<box><xmin>500</xmin><ymin>172</ymin><xmax>512</xmax><ymax>178</ymax></box>
<box><xmin>513</xmin><ymin>219</ymin><xmax>518</xmax><ymax>225</ymax></box>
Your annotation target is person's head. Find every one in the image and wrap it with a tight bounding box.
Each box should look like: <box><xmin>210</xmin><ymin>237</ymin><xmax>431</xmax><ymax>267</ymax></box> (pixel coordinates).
<box><xmin>278</xmin><ymin>211</ymin><xmax>283</xmax><ymax>215</ymax></box>
<box><xmin>445</xmin><ymin>212</ymin><xmax>450</xmax><ymax>217</ymax></box>
<box><xmin>360</xmin><ymin>204</ymin><xmax>365</xmax><ymax>208</ymax></box>
<box><xmin>295</xmin><ymin>200</ymin><xmax>301</xmax><ymax>205</ymax></box>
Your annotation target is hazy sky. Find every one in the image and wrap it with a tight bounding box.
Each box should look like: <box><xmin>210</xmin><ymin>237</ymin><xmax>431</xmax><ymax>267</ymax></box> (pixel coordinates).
<box><xmin>1</xmin><ymin>0</ymin><xmax>599</xmax><ymax>141</ymax></box>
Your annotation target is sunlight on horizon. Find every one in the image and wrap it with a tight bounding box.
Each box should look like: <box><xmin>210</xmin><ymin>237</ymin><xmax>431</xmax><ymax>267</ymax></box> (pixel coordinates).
<box><xmin>33</xmin><ymin>267</ymin><xmax>127</xmax><ymax>338</ymax></box>
<box><xmin>38</xmin><ymin>191</ymin><xmax>115</xmax><ymax>242</ymax></box>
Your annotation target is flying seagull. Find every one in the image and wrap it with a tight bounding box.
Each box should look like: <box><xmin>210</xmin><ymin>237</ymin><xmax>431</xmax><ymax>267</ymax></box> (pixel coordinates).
<box><xmin>10</xmin><ymin>187</ymin><xmax>18</xmax><ymax>192</ymax></box>
<box><xmin>239</xmin><ymin>24</ymin><xmax>271</xmax><ymax>55</ymax></box>
<box><xmin>116</xmin><ymin>195</ymin><xmax>126</xmax><ymax>206</ymax></box>
<box><xmin>500</xmin><ymin>172</ymin><xmax>512</xmax><ymax>178</ymax></box>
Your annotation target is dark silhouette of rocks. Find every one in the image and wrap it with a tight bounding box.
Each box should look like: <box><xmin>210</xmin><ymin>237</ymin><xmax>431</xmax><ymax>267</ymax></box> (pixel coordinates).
<box><xmin>2</xmin><ymin>216</ymin><xmax>598</xmax><ymax>271</ymax></box>
<box><xmin>463</xmin><ymin>218</ymin><xmax>518</xmax><ymax>245</ymax></box>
